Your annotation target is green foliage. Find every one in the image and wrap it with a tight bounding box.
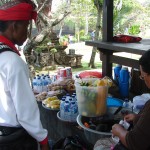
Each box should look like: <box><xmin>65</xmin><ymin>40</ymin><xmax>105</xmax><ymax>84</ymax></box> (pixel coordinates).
<box><xmin>113</xmin><ymin>0</ymin><xmax>145</xmax><ymax>35</ymax></box>
<box><xmin>79</xmin><ymin>30</ymin><xmax>85</xmax><ymax>37</ymax></box>
<box><xmin>35</xmin><ymin>46</ymin><xmax>47</xmax><ymax>53</ymax></box>
<box><xmin>128</xmin><ymin>25</ymin><xmax>140</xmax><ymax>35</ymax></box>
<box><xmin>59</xmin><ymin>35</ymin><xmax>69</xmax><ymax>45</ymax></box>
<box><xmin>50</xmin><ymin>48</ymin><xmax>57</xmax><ymax>53</ymax></box>
<box><xmin>34</xmin><ymin>37</ymin><xmax>52</xmax><ymax>53</ymax></box>
<box><xmin>80</xmin><ymin>35</ymin><xmax>91</xmax><ymax>41</ymax></box>
<box><xmin>71</xmin><ymin>37</ymin><xmax>78</xmax><ymax>43</ymax></box>
<box><xmin>72</xmin><ymin>61</ymin><xmax>102</xmax><ymax>73</ymax></box>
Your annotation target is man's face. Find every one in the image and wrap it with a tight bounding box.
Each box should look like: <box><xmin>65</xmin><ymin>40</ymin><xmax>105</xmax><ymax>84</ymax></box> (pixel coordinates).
<box><xmin>12</xmin><ymin>20</ymin><xmax>30</xmax><ymax>46</ymax></box>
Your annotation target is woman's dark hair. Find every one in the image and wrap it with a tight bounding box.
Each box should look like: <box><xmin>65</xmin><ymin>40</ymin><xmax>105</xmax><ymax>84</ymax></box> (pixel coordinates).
<box><xmin>139</xmin><ymin>50</ymin><xmax>150</xmax><ymax>74</ymax></box>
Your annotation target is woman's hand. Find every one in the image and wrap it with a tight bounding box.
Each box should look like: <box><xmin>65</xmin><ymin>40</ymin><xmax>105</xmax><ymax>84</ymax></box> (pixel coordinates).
<box><xmin>112</xmin><ymin>124</ymin><xmax>128</xmax><ymax>147</ymax></box>
<box><xmin>40</xmin><ymin>143</ymin><xmax>50</xmax><ymax>150</ymax></box>
<box><xmin>112</xmin><ymin>124</ymin><xmax>125</xmax><ymax>137</ymax></box>
<box><xmin>124</xmin><ymin>114</ymin><xmax>136</xmax><ymax>122</ymax></box>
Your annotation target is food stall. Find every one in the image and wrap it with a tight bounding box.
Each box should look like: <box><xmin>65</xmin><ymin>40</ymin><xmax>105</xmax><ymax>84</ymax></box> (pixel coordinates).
<box><xmin>34</xmin><ymin>67</ymin><xmax>94</xmax><ymax>149</ymax></box>
<box><xmin>34</xmin><ymin>67</ymin><xmax>129</xmax><ymax>149</ymax></box>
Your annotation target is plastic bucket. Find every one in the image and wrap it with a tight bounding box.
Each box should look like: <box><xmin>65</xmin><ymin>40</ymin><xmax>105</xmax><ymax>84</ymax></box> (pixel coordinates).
<box><xmin>75</xmin><ymin>78</ymin><xmax>108</xmax><ymax>117</ymax></box>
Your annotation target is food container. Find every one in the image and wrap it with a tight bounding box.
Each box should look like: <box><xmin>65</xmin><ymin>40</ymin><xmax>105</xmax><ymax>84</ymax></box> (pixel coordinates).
<box><xmin>77</xmin><ymin>106</ymin><xmax>132</xmax><ymax>145</ymax></box>
<box><xmin>75</xmin><ymin>78</ymin><xmax>108</xmax><ymax>117</ymax></box>
<box><xmin>77</xmin><ymin>115</ymin><xmax>112</xmax><ymax>145</ymax></box>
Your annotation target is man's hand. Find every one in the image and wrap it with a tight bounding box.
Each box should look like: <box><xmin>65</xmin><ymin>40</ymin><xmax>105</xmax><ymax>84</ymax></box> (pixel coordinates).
<box><xmin>40</xmin><ymin>143</ymin><xmax>50</xmax><ymax>150</ymax></box>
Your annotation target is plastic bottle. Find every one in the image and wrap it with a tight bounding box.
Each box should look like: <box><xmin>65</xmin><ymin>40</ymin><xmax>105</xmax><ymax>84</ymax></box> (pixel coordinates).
<box><xmin>60</xmin><ymin>98</ymin><xmax>65</xmax><ymax>120</ymax></box>
<box><xmin>65</xmin><ymin>93</ymin><xmax>71</xmax><ymax>102</ymax></box>
<box><xmin>114</xmin><ymin>64</ymin><xmax>122</xmax><ymax>84</ymax></box>
<box><xmin>68</xmin><ymin>98</ymin><xmax>72</xmax><ymax>103</ymax></box>
<box><xmin>37</xmin><ymin>77</ymin><xmax>43</xmax><ymax>93</ymax></box>
<box><xmin>123</xmin><ymin>98</ymin><xmax>129</xmax><ymax>108</ymax></box>
<box><xmin>64</xmin><ymin>101</ymin><xmax>70</xmax><ymax>121</ymax></box>
<box><xmin>41</xmin><ymin>74</ymin><xmax>45</xmax><ymax>79</ymax></box>
<box><xmin>71</xmin><ymin>95</ymin><xmax>75</xmax><ymax>102</ymax></box>
<box><xmin>46</xmin><ymin>76</ymin><xmax>52</xmax><ymax>85</ymax></box>
<box><xmin>32</xmin><ymin>77</ymin><xmax>37</xmax><ymax>93</ymax></box>
<box><xmin>42</xmin><ymin>77</ymin><xmax>48</xmax><ymax>92</ymax></box>
<box><xmin>62</xmin><ymin>95</ymin><xmax>66</xmax><ymax>100</ymax></box>
<box><xmin>71</xmin><ymin>95</ymin><xmax>77</xmax><ymax>105</ymax></box>
<box><xmin>70</xmin><ymin>101</ymin><xmax>78</xmax><ymax>122</ymax></box>
<box><xmin>123</xmin><ymin>99</ymin><xmax>133</xmax><ymax>114</ymax></box>
<box><xmin>119</xmin><ymin>67</ymin><xmax>130</xmax><ymax>98</ymax></box>
<box><xmin>74</xmin><ymin>92</ymin><xmax>77</xmax><ymax>101</ymax></box>
<box><xmin>36</xmin><ymin>74</ymin><xmax>40</xmax><ymax>78</ymax></box>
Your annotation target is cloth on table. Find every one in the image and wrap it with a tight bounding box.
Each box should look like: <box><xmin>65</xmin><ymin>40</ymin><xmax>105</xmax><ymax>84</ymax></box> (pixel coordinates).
<box><xmin>94</xmin><ymin>138</ymin><xmax>115</xmax><ymax>150</ymax></box>
<box><xmin>113</xmin><ymin>35</ymin><xmax>142</xmax><ymax>43</ymax></box>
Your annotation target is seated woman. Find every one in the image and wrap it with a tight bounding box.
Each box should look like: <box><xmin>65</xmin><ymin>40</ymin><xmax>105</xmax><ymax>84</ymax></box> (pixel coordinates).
<box><xmin>94</xmin><ymin>50</ymin><xmax>150</xmax><ymax>150</ymax></box>
<box><xmin>112</xmin><ymin>49</ymin><xmax>150</xmax><ymax>150</ymax></box>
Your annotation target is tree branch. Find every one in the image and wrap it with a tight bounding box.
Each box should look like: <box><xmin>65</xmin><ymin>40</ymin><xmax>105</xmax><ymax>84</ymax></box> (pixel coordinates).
<box><xmin>51</xmin><ymin>11</ymin><xmax>71</xmax><ymax>27</ymax></box>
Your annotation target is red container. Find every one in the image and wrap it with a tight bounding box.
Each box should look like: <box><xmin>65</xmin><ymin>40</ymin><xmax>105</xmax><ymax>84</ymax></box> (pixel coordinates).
<box><xmin>60</xmin><ymin>69</ymin><xmax>67</xmax><ymax>78</ymax></box>
<box><xmin>57</xmin><ymin>67</ymin><xmax>64</xmax><ymax>75</ymax></box>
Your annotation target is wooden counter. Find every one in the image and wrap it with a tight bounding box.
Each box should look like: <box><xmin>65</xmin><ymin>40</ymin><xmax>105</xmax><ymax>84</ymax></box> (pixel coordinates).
<box><xmin>86</xmin><ymin>39</ymin><xmax>150</xmax><ymax>77</ymax></box>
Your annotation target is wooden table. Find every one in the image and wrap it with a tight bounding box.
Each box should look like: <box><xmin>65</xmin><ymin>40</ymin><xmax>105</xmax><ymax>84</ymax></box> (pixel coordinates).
<box><xmin>37</xmin><ymin>102</ymin><xmax>93</xmax><ymax>149</ymax></box>
<box><xmin>86</xmin><ymin>39</ymin><xmax>150</xmax><ymax>77</ymax></box>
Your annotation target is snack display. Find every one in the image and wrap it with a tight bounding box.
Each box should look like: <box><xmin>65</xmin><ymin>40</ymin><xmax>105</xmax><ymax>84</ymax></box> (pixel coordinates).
<box><xmin>35</xmin><ymin>92</ymin><xmax>48</xmax><ymax>102</ymax></box>
<box><xmin>48</xmin><ymin>78</ymin><xmax>75</xmax><ymax>92</ymax></box>
<box><xmin>42</xmin><ymin>96</ymin><xmax>61</xmax><ymax>110</ymax></box>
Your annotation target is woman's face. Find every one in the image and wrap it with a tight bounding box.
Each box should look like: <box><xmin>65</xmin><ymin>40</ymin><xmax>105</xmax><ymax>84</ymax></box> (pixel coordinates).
<box><xmin>12</xmin><ymin>21</ymin><xmax>30</xmax><ymax>46</ymax></box>
<box><xmin>140</xmin><ymin>65</ymin><xmax>150</xmax><ymax>88</ymax></box>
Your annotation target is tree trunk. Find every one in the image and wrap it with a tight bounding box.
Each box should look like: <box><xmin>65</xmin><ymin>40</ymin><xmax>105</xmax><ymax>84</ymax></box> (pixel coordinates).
<box><xmin>59</xmin><ymin>22</ymin><xmax>64</xmax><ymax>37</ymax></box>
<box><xmin>85</xmin><ymin>7</ymin><xmax>89</xmax><ymax>35</ymax></box>
<box><xmin>89</xmin><ymin>0</ymin><xmax>102</xmax><ymax>68</ymax></box>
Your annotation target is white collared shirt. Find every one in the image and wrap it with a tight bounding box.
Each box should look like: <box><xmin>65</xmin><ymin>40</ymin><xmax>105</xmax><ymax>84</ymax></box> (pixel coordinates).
<box><xmin>0</xmin><ymin>51</ymin><xmax>47</xmax><ymax>142</ymax></box>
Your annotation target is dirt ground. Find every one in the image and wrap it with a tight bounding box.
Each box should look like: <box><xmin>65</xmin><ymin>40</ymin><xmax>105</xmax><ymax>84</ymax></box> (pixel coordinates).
<box><xmin>65</xmin><ymin>42</ymin><xmax>100</xmax><ymax>62</ymax></box>
<box><xmin>65</xmin><ymin>42</ymin><xmax>141</xmax><ymax>62</ymax></box>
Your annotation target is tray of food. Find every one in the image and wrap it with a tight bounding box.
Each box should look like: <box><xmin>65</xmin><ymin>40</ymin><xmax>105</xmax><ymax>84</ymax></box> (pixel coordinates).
<box><xmin>42</xmin><ymin>96</ymin><xmax>60</xmax><ymax>111</ymax></box>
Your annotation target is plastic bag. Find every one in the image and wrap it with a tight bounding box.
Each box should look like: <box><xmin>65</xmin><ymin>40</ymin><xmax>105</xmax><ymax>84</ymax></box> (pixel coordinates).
<box><xmin>52</xmin><ymin>135</ymin><xmax>91</xmax><ymax>150</ymax></box>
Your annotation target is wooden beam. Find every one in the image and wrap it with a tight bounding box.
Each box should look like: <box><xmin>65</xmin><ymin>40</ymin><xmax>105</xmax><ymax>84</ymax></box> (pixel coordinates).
<box><xmin>100</xmin><ymin>50</ymin><xmax>113</xmax><ymax>77</ymax></box>
<box><xmin>102</xmin><ymin>0</ymin><xmax>113</xmax><ymax>42</ymax></box>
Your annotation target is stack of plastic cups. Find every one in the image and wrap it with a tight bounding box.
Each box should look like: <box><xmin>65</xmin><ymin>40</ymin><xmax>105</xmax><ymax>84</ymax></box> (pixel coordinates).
<box><xmin>114</xmin><ymin>64</ymin><xmax>122</xmax><ymax>85</ymax></box>
<box><xmin>119</xmin><ymin>67</ymin><xmax>130</xmax><ymax>99</ymax></box>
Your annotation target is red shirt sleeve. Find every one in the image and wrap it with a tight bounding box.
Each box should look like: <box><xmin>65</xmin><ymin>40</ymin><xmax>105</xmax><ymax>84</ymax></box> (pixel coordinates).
<box><xmin>39</xmin><ymin>136</ymin><xmax>48</xmax><ymax>145</ymax></box>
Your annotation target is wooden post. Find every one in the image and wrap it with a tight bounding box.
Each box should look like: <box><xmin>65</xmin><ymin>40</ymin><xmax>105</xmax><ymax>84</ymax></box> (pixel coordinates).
<box><xmin>102</xmin><ymin>0</ymin><xmax>113</xmax><ymax>42</ymax></box>
<box><xmin>100</xmin><ymin>49</ymin><xmax>113</xmax><ymax>77</ymax></box>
